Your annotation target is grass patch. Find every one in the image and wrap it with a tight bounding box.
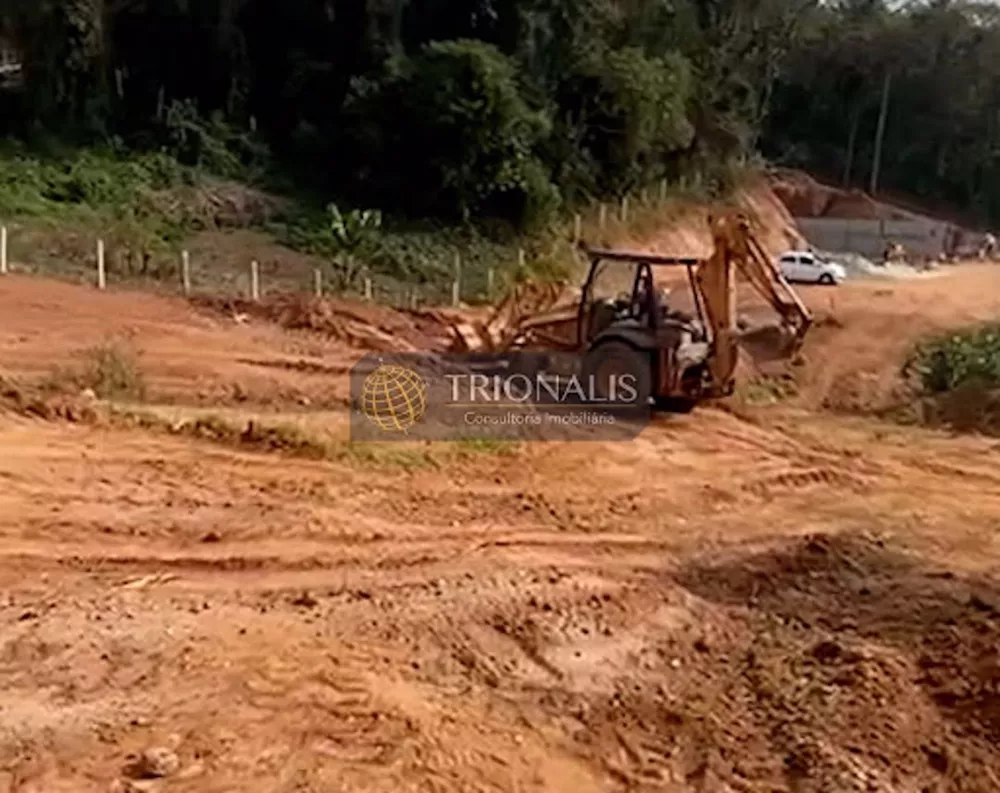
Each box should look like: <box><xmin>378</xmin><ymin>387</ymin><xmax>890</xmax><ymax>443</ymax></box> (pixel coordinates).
<box><xmin>331</xmin><ymin>442</ymin><xmax>438</xmax><ymax>471</ymax></box>
<box><xmin>279</xmin><ymin>208</ymin><xmax>577</xmax><ymax>305</ymax></box>
<box><xmin>733</xmin><ymin>373</ymin><xmax>799</xmax><ymax>406</ymax></box>
<box><xmin>0</xmin><ymin>140</ymin><xmax>753</xmax><ymax>309</ymax></box>
<box><xmin>451</xmin><ymin>437</ymin><xmax>521</xmax><ymax>456</ymax></box>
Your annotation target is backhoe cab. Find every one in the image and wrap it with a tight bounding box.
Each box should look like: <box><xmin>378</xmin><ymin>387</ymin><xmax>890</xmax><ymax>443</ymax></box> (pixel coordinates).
<box><xmin>578</xmin><ymin>212</ymin><xmax>813</xmax><ymax>412</ymax></box>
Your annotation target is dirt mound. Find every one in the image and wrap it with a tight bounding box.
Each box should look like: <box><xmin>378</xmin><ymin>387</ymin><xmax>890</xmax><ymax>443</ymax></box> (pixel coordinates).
<box><xmin>669</xmin><ymin>531</ymin><xmax>1000</xmax><ymax>791</ymax></box>
<box><xmin>193</xmin><ymin>293</ymin><xmax>454</xmax><ymax>353</ymax></box>
<box><xmin>147</xmin><ymin>180</ymin><xmax>290</xmax><ymax>230</ymax></box>
<box><xmin>769</xmin><ymin>168</ymin><xmax>914</xmax><ymax>221</ymax></box>
<box><xmin>909</xmin><ymin>380</ymin><xmax>1000</xmax><ymax>436</ymax></box>
<box><xmin>0</xmin><ymin>274</ymin><xmax>386</xmax><ymax>409</ymax></box>
<box><xmin>0</xmin><ymin>379</ymin><xmax>101</xmax><ymax>425</ymax></box>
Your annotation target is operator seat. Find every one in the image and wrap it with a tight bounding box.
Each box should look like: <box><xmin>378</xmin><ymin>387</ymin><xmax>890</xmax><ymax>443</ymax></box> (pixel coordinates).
<box><xmin>588</xmin><ymin>299</ymin><xmax>618</xmax><ymax>338</ymax></box>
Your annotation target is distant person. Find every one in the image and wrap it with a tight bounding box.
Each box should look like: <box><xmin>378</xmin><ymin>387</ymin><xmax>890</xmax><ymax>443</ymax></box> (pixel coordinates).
<box><xmin>983</xmin><ymin>232</ymin><xmax>996</xmax><ymax>260</ymax></box>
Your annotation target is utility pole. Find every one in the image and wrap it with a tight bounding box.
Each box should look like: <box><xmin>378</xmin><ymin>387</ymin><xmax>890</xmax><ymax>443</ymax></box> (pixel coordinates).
<box><xmin>869</xmin><ymin>70</ymin><xmax>892</xmax><ymax>195</ymax></box>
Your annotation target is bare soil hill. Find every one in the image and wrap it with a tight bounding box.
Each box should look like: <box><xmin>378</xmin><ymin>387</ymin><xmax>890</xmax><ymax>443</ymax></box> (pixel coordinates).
<box><xmin>605</xmin><ymin>177</ymin><xmax>808</xmax><ymax>258</ymax></box>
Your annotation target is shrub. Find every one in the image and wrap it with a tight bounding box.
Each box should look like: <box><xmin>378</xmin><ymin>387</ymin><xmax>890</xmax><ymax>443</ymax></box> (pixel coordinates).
<box><xmin>162</xmin><ymin>100</ymin><xmax>270</xmax><ymax>182</ymax></box>
<box><xmin>556</xmin><ymin>46</ymin><xmax>695</xmax><ymax>197</ymax></box>
<box><xmin>902</xmin><ymin>323</ymin><xmax>1000</xmax><ymax>394</ymax></box>
<box><xmin>45</xmin><ymin>340</ymin><xmax>148</xmax><ymax>401</ymax></box>
<box><xmin>343</xmin><ymin>40</ymin><xmax>559</xmax><ymax>229</ymax></box>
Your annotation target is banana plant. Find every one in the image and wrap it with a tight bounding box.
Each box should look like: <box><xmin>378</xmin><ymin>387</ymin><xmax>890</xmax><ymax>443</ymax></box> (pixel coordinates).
<box><xmin>326</xmin><ymin>203</ymin><xmax>383</xmax><ymax>291</ymax></box>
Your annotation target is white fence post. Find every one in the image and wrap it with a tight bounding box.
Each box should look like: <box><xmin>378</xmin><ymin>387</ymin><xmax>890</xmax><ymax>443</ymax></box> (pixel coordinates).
<box><xmin>97</xmin><ymin>239</ymin><xmax>106</xmax><ymax>290</ymax></box>
<box><xmin>598</xmin><ymin>204</ymin><xmax>607</xmax><ymax>231</ymax></box>
<box><xmin>0</xmin><ymin>226</ymin><xmax>7</xmax><ymax>275</ymax></box>
<box><xmin>364</xmin><ymin>277</ymin><xmax>373</xmax><ymax>301</ymax></box>
<box><xmin>250</xmin><ymin>260</ymin><xmax>260</xmax><ymax>301</ymax></box>
<box><xmin>487</xmin><ymin>267</ymin><xmax>495</xmax><ymax>299</ymax></box>
<box><xmin>181</xmin><ymin>250</ymin><xmax>191</xmax><ymax>295</ymax></box>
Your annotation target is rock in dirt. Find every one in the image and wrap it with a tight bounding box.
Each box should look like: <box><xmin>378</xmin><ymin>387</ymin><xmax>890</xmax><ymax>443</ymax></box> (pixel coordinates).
<box><xmin>810</xmin><ymin>639</ymin><xmax>843</xmax><ymax>663</ymax></box>
<box><xmin>136</xmin><ymin>747</ymin><xmax>180</xmax><ymax>778</ymax></box>
<box><xmin>290</xmin><ymin>591</ymin><xmax>319</xmax><ymax>609</ymax></box>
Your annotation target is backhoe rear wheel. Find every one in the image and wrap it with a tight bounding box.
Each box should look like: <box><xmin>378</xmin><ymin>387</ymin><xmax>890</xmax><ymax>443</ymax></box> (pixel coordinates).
<box><xmin>582</xmin><ymin>341</ymin><xmax>652</xmax><ymax>408</ymax></box>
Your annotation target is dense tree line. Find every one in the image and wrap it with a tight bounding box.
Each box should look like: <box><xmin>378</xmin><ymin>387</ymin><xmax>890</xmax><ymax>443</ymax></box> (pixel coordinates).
<box><xmin>1</xmin><ymin>0</ymin><xmax>999</xmax><ymax>228</ymax></box>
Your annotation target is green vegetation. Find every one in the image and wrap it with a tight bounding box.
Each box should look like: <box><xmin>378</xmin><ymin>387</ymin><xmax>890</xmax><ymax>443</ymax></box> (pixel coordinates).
<box><xmin>901</xmin><ymin>324</ymin><xmax>1000</xmax><ymax>435</ymax></box>
<box><xmin>903</xmin><ymin>325</ymin><xmax>1000</xmax><ymax>396</ymax></box>
<box><xmin>1</xmin><ymin>0</ymin><xmax>999</xmax><ymax>295</ymax></box>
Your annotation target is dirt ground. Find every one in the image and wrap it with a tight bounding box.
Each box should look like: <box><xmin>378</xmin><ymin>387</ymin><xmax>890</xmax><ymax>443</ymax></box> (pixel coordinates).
<box><xmin>0</xmin><ymin>264</ymin><xmax>999</xmax><ymax>793</ymax></box>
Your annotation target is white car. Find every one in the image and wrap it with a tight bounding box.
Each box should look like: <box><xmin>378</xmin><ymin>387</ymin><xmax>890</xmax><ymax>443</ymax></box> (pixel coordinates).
<box><xmin>777</xmin><ymin>251</ymin><xmax>847</xmax><ymax>285</ymax></box>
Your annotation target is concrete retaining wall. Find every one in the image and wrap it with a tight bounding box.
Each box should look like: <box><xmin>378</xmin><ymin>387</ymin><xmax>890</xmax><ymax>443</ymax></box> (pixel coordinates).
<box><xmin>796</xmin><ymin>217</ymin><xmax>953</xmax><ymax>259</ymax></box>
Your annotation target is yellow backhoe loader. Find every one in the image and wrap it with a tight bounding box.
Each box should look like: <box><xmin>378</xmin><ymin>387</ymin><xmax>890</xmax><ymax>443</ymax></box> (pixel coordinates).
<box><xmin>448</xmin><ymin>211</ymin><xmax>813</xmax><ymax>412</ymax></box>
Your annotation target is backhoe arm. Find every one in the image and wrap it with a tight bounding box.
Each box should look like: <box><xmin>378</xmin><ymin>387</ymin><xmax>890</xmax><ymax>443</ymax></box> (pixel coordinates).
<box><xmin>694</xmin><ymin>213</ymin><xmax>813</xmax><ymax>394</ymax></box>
<box><xmin>734</xmin><ymin>223</ymin><xmax>813</xmax><ymax>352</ymax></box>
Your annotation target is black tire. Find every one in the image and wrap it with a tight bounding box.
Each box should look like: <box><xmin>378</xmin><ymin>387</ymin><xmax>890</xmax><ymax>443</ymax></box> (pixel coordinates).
<box><xmin>582</xmin><ymin>341</ymin><xmax>652</xmax><ymax>408</ymax></box>
<box><xmin>818</xmin><ymin>273</ymin><xmax>835</xmax><ymax>285</ymax></box>
<box><xmin>654</xmin><ymin>396</ymin><xmax>697</xmax><ymax>413</ymax></box>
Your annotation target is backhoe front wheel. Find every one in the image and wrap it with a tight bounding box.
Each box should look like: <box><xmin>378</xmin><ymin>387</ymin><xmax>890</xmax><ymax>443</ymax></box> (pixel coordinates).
<box><xmin>581</xmin><ymin>341</ymin><xmax>652</xmax><ymax>408</ymax></box>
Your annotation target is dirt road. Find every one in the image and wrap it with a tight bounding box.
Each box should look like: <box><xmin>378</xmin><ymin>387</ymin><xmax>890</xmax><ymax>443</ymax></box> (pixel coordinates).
<box><xmin>0</xmin><ymin>265</ymin><xmax>998</xmax><ymax>792</ymax></box>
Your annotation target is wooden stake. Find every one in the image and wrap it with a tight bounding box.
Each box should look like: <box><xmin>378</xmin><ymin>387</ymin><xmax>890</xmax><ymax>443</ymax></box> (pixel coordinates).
<box><xmin>97</xmin><ymin>239</ymin><xmax>106</xmax><ymax>290</ymax></box>
<box><xmin>181</xmin><ymin>250</ymin><xmax>191</xmax><ymax>295</ymax></box>
<box><xmin>0</xmin><ymin>226</ymin><xmax>7</xmax><ymax>275</ymax></box>
<box><xmin>598</xmin><ymin>204</ymin><xmax>607</xmax><ymax>230</ymax></box>
<box><xmin>452</xmin><ymin>253</ymin><xmax>462</xmax><ymax>307</ymax></box>
<box><xmin>487</xmin><ymin>267</ymin><xmax>495</xmax><ymax>298</ymax></box>
<box><xmin>573</xmin><ymin>213</ymin><xmax>582</xmax><ymax>244</ymax></box>
<box><xmin>250</xmin><ymin>260</ymin><xmax>260</xmax><ymax>301</ymax></box>
<box><xmin>659</xmin><ymin>179</ymin><xmax>667</xmax><ymax>202</ymax></box>
<box><xmin>620</xmin><ymin>196</ymin><xmax>629</xmax><ymax>223</ymax></box>
<box><xmin>364</xmin><ymin>277</ymin><xmax>373</xmax><ymax>301</ymax></box>
<box><xmin>313</xmin><ymin>267</ymin><xmax>323</xmax><ymax>298</ymax></box>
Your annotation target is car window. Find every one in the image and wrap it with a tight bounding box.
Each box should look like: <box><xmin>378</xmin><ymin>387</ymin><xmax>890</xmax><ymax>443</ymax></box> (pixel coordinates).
<box><xmin>780</xmin><ymin>255</ymin><xmax>796</xmax><ymax>264</ymax></box>
<box><xmin>798</xmin><ymin>256</ymin><xmax>813</xmax><ymax>265</ymax></box>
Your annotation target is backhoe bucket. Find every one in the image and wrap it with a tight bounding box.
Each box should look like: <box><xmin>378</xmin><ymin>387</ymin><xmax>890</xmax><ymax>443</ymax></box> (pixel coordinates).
<box><xmin>738</xmin><ymin>318</ymin><xmax>810</xmax><ymax>362</ymax></box>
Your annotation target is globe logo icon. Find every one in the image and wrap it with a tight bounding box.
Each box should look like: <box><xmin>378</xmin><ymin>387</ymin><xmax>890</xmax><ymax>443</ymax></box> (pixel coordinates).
<box><xmin>360</xmin><ymin>363</ymin><xmax>428</xmax><ymax>432</ymax></box>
